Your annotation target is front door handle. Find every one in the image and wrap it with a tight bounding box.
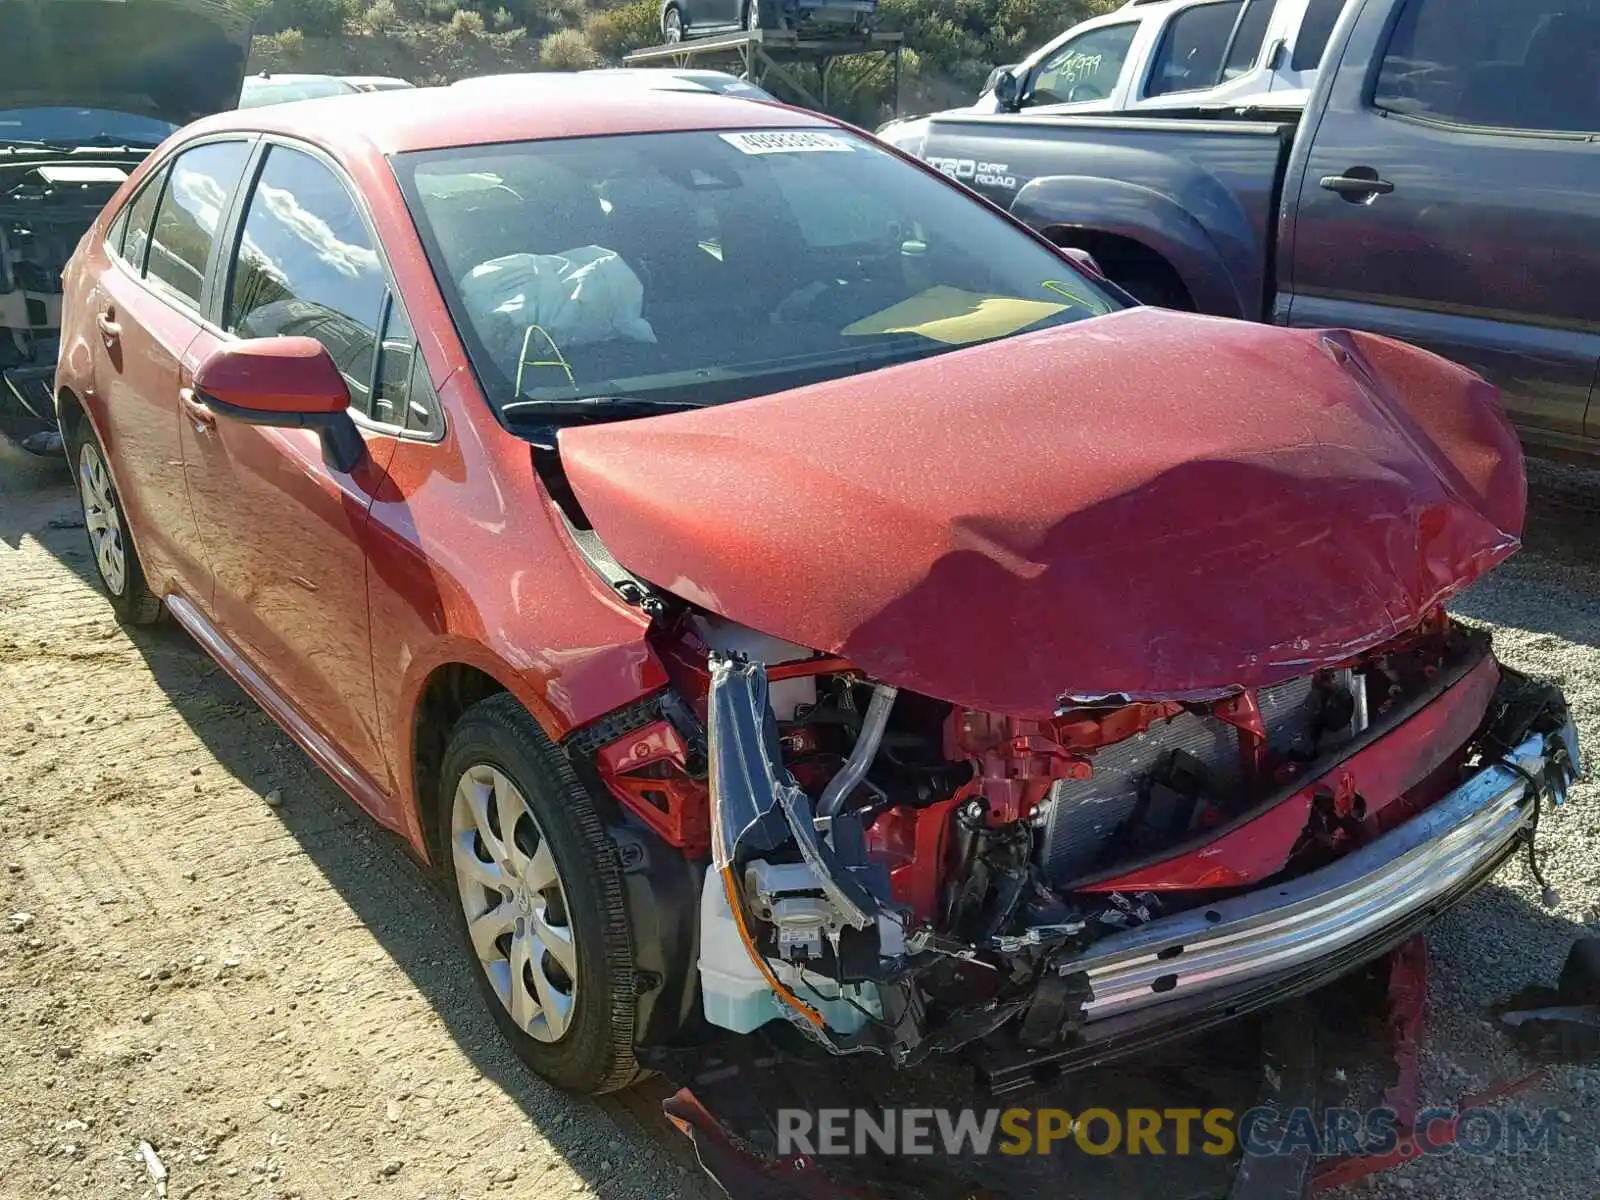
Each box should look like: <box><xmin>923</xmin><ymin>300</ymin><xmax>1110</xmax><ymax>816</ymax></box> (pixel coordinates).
<box><xmin>96</xmin><ymin>310</ymin><xmax>121</xmax><ymax>340</ymax></box>
<box><xmin>1320</xmin><ymin>170</ymin><xmax>1395</xmax><ymax>202</ymax></box>
<box><xmin>180</xmin><ymin>387</ymin><xmax>216</xmax><ymax>429</ymax></box>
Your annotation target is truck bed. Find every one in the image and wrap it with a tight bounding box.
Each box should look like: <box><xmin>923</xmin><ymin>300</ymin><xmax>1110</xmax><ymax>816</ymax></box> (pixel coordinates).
<box><xmin>902</xmin><ymin>108</ymin><xmax>1298</xmax><ymax>321</ymax></box>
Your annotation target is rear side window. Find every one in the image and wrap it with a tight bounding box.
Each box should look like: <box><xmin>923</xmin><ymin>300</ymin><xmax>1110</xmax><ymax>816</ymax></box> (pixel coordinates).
<box><xmin>1374</xmin><ymin>0</ymin><xmax>1599</xmax><ymax>134</ymax></box>
<box><xmin>1148</xmin><ymin>0</ymin><xmax>1275</xmax><ymax>97</ymax></box>
<box><xmin>1025</xmin><ymin>23</ymin><xmax>1139</xmax><ymax>107</ymax></box>
<box><xmin>146</xmin><ymin>141</ymin><xmax>253</xmax><ymax>307</ymax></box>
<box><xmin>226</xmin><ymin>145</ymin><xmax>386</xmax><ymax>415</ymax></box>
<box><xmin>117</xmin><ymin>168</ymin><xmax>167</xmax><ymax>273</ymax></box>
<box><xmin>1291</xmin><ymin>0</ymin><xmax>1348</xmax><ymax>70</ymax></box>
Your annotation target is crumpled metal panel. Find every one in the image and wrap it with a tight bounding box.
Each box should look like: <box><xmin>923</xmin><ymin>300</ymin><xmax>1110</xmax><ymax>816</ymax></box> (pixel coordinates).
<box><xmin>561</xmin><ymin>308</ymin><xmax>1524</xmax><ymax>715</ymax></box>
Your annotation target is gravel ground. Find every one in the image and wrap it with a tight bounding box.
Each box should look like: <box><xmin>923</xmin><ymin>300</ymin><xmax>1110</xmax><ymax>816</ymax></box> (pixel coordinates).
<box><xmin>1</xmin><ymin>447</ymin><xmax>1596</xmax><ymax>1200</ymax></box>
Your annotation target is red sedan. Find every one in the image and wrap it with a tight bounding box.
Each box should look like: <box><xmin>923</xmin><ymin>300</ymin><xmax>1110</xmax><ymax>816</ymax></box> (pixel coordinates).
<box><xmin>55</xmin><ymin>80</ymin><xmax>1578</xmax><ymax>1096</ymax></box>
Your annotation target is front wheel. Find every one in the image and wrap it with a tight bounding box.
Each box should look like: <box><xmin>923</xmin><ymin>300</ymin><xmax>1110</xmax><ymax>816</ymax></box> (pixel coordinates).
<box><xmin>742</xmin><ymin>0</ymin><xmax>760</xmax><ymax>30</ymax></box>
<box><xmin>439</xmin><ymin>694</ymin><xmax>644</xmax><ymax>1094</ymax></box>
<box><xmin>662</xmin><ymin>4</ymin><xmax>684</xmax><ymax>42</ymax></box>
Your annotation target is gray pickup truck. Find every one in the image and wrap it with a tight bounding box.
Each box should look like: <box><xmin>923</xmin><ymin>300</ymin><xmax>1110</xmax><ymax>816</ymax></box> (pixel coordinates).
<box><xmin>877</xmin><ymin>0</ymin><xmax>1600</xmax><ymax>464</ymax></box>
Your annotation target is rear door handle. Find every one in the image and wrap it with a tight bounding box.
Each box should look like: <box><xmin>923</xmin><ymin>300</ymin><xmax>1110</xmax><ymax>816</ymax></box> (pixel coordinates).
<box><xmin>1320</xmin><ymin>172</ymin><xmax>1395</xmax><ymax>201</ymax></box>
<box><xmin>96</xmin><ymin>311</ymin><xmax>121</xmax><ymax>340</ymax></box>
<box><xmin>180</xmin><ymin>387</ymin><xmax>216</xmax><ymax>429</ymax></box>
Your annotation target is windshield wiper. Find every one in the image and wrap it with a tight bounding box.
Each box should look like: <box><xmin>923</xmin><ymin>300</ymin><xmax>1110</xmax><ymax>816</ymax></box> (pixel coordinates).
<box><xmin>501</xmin><ymin>395</ymin><xmax>705</xmax><ymax>422</ymax></box>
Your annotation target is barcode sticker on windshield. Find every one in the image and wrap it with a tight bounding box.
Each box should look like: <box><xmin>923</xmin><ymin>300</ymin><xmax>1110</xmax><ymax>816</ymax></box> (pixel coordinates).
<box><xmin>720</xmin><ymin>131</ymin><xmax>854</xmax><ymax>155</ymax></box>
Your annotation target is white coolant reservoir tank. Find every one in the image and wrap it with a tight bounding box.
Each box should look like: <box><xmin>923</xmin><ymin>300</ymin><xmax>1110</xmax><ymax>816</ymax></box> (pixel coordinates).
<box><xmin>690</xmin><ymin>615</ymin><xmax>818</xmax><ymax>719</ymax></box>
<box><xmin>698</xmin><ymin>871</ymin><xmax>783</xmax><ymax>1034</ymax></box>
<box><xmin>697</xmin><ymin>872</ymin><xmax>883</xmax><ymax>1035</ymax></box>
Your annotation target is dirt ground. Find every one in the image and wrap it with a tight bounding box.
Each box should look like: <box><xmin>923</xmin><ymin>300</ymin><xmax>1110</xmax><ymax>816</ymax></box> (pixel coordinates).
<box><xmin>2</xmin><ymin>447</ymin><xmax>1597</xmax><ymax>1200</ymax></box>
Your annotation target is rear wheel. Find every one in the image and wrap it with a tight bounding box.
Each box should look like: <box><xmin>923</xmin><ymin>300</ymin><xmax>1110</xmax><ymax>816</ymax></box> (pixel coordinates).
<box><xmin>439</xmin><ymin>694</ymin><xmax>644</xmax><ymax>1094</ymax></box>
<box><xmin>68</xmin><ymin>422</ymin><xmax>161</xmax><ymax>625</ymax></box>
<box><xmin>662</xmin><ymin>4</ymin><xmax>684</xmax><ymax>42</ymax></box>
<box><xmin>742</xmin><ymin>0</ymin><xmax>760</xmax><ymax>30</ymax></box>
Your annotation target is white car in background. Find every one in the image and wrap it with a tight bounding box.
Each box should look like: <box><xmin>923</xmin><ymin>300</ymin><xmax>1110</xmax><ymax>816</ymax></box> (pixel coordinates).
<box><xmin>452</xmin><ymin>68</ymin><xmax>776</xmax><ymax>102</ymax></box>
<box><xmin>342</xmin><ymin>75</ymin><xmax>415</xmax><ymax>92</ymax></box>
<box><xmin>969</xmin><ymin>0</ymin><xmax>1349</xmax><ymax>116</ymax></box>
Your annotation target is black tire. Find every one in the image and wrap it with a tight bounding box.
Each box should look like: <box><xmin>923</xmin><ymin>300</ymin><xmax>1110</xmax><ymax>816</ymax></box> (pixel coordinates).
<box><xmin>662</xmin><ymin>3</ymin><xmax>684</xmax><ymax>42</ymax></box>
<box><xmin>66</xmin><ymin>418</ymin><xmax>161</xmax><ymax>625</ymax></box>
<box><xmin>1113</xmin><ymin>265</ymin><xmax>1194</xmax><ymax>310</ymax></box>
<box><xmin>742</xmin><ymin>0</ymin><xmax>760</xmax><ymax>31</ymax></box>
<box><xmin>438</xmin><ymin>693</ymin><xmax>644</xmax><ymax>1094</ymax></box>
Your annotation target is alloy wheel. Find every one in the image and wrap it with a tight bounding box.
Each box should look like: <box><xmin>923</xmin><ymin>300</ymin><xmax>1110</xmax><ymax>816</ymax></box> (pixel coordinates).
<box><xmin>450</xmin><ymin>764</ymin><xmax>578</xmax><ymax>1042</ymax></box>
<box><xmin>663</xmin><ymin>7</ymin><xmax>683</xmax><ymax>41</ymax></box>
<box><xmin>77</xmin><ymin>440</ymin><xmax>127</xmax><ymax>596</ymax></box>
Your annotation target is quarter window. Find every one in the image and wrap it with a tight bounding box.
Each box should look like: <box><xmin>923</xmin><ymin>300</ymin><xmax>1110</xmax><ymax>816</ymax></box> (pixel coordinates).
<box><xmin>226</xmin><ymin>145</ymin><xmax>386</xmax><ymax>415</ymax></box>
<box><xmin>1025</xmin><ymin>23</ymin><xmax>1139</xmax><ymax>107</ymax></box>
<box><xmin>1374</xmin><ymin>0</ymin><xmax>1599</xmax><ymax>134</ymax></box>
<box><xmin>1148</xmin><ymin>0</ymin><xmax>1274</xmax><ymax>98</ymax></box>
<box><xmin>372</xmin><ymin>297</ymin><xmax>416</xmax><ymax>428</ymax></box>
<box><xmin>117</xmin><ymin>169</ymin><xmax>167</xmax><ymax>273</ymax></box>
<box><xmin>146</xmin><ymin>141</ymin><xmax>253</xmax><ymax>306</ymax></box>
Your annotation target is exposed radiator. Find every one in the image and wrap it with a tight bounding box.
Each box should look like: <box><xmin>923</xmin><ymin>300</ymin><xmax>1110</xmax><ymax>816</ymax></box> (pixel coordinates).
<box><xmin>1038</xmin><ymin>676</ymin><xmax>1318</xmax><ymax>883</ymax></box>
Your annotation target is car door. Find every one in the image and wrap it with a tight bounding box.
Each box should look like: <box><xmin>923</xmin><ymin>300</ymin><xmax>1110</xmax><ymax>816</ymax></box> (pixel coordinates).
<box><xmin>1017</xmin><ymin>20</ymin><xmax>1145</xmax><ymax>112</ymax></box>
<box><xmin>86</xmin><ymin>139</ymin><xmax>256</xmax><ymax>604</ymax></box>
<box><xmin>179</xmin><ymin>139</ymin><xmax>409</xmax><ymax>804</ymax></box>
<box><xmin>1282</xmin><ymin>0</ymin><xmax>1599</xmax><ymax>450</ymax></box>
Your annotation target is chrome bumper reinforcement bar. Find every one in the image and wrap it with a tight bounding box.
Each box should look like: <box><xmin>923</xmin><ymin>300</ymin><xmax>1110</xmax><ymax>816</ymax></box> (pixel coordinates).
<box><xmin>1057</xmin><ymin>725</ymin><xmax>1579</xmax><ymax>1025</ymax></box>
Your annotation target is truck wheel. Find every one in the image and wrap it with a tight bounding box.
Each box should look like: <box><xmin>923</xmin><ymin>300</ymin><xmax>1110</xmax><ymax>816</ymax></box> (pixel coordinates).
<box><xmin>439</xmin><ymin>694</ymin><xmax>644</xmax><ymax>1094</ymax></box>
<box><xmin>67</xmin><ymin>421</ymin><xmax>162</xmax><ymax>625</ymax></box>
<box><xmin>1115</xmin><ymin>265</ymin><xmax>1194</xmax><ymax>311</ymax></box>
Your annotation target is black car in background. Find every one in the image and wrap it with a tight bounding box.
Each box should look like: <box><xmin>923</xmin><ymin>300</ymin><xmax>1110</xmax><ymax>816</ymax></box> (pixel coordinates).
<box><xmin>0</xmin><ymin>0</ymin><xmax>251</xmax><ymax>456</ymax></box>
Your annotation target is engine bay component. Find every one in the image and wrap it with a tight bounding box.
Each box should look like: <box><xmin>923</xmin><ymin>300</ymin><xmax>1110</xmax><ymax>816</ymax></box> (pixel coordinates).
<box><xmin>679</xmin><ymin>620</ymin><xmax>1580</xmax><ymax>1070</ymax></box>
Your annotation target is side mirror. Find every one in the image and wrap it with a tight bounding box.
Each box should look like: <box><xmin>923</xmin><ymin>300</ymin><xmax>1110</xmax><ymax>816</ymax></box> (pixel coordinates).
<box><xmin>991</xmin><ymin>68</ymin><xmax>1021</xmax><ymax>112</ymax></box>
<box><xmin>193</xmin><ymin>336</ymin><xmax>367</xmax><ymax>474</ymax></box>
<box><xmin>1059</xmin><ymin>246</ymin><xmax>1107</xmax><ymax>280</ymax></box>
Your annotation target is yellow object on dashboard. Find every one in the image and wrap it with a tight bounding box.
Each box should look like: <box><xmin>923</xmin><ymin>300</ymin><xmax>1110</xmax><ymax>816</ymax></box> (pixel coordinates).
<box><xmin>843</xmin><ymin>286</ymin><xmax>1068</xmax><ymax>345</ymax></box>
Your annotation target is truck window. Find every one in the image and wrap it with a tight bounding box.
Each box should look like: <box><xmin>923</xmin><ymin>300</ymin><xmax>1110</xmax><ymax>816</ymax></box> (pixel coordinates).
<box><xmin>1291</xmin><ymin>0</ymin><xmax>1348</xmax><ymax>70</ymax></box>
<box><xmin>1147</xmin><ymin>0</ymin><xmax>1274</xmax><ymax>98</ymax></box>
<box><xmin>1373</xmin><ymin>0</ymin><xmax>1598</xmax><ymax>135</ymax></box>
<box><xmin>1024</xmin><ymin>23</ymin><xmax>1139</xmax><ymax>107</ymax></box>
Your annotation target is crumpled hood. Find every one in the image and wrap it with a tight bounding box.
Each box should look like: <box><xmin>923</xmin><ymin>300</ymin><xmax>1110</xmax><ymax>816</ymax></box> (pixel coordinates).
<box><xmin>559</xmin><ymin>308</ymin><xmax>1525</xmax><ymax>717</ymax></box>
<box><xmin>0</xmin><ymin>0</ymin><xmax>252</xmax><ymax>128</ymax></box>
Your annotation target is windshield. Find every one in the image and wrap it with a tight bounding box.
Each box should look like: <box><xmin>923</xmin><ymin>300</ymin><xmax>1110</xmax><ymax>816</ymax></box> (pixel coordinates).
<box><xmin>393</xmin><ymin>128</ymin><xmax>1117</xmax><ymax>416</ymax></box>
<box><xmin>0</xmin><ymin>107</ymin><xmax>176</xmax><ymax>148</ymax></box>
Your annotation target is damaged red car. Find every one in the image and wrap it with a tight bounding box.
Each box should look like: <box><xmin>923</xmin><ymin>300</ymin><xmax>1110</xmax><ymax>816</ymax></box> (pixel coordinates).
<box><xmin>55</xmin><ymin>81</ymin><xmax>1581</xmax><ymax>1096</ymax></box>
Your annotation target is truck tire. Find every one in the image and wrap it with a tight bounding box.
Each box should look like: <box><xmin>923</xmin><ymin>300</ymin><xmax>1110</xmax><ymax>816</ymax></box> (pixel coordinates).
<box><xmin>1115</xmin><ymin>265</ymin><xmax>1194</xmax><ymax>311</ymax></box>
<box><xmin>438</xmin><ymin>693</ymin><xmax>645</xmax><ymax>1094</ymax></box>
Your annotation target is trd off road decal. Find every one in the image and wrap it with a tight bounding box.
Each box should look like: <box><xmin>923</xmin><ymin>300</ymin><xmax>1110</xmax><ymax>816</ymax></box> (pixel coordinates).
<box><xmin>924</xmin><ymin>155</ymin><xmax>1018</xmax><ymax>191</ymax></box>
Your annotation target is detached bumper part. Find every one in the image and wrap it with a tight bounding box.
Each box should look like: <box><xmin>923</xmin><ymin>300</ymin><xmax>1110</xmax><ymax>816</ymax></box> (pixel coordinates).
<box><xmin>1</xmin><ymin>364</ymin><xmax>62</xmax><ymax>455</ymax></box>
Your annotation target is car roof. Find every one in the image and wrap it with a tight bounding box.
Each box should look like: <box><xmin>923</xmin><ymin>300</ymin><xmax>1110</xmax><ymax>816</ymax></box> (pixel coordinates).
<box><xmin>183</xmin><ymin>79</ymin><xmax>827</xmax><ymax>157</ymax></box>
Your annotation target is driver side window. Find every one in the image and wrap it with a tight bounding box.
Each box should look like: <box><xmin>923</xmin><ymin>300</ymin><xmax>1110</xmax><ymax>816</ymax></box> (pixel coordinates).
<box><xmin>1024</xmin><ymin>23</ymin><xmax>1139</xmax><ymax>108</ymax></box>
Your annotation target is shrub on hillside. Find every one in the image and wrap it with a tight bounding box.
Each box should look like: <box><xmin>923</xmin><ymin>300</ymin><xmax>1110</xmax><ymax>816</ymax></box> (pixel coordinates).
<box><xmin>541</xmin><ymin>26</ymin><xmax>603</xmax><ymax>69</ymax></box>
<box><xmin>584</xmin><ymin>0</ymin><xmax>657</xmax><ymax>61</ymax></box>
<box><xmin>245</xmin><ymin>0</ymin><xmax>353</xmax><ymax>36</ymax></box>
<box><xmin>361</xmin><ymin>0</ymin><xmax>400</xmax><ymax>32</ymax></box>
<box><xmin>450</xmin><ymin>7</ymin><xmax>487</xmax><ymax>34</ymax></box>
